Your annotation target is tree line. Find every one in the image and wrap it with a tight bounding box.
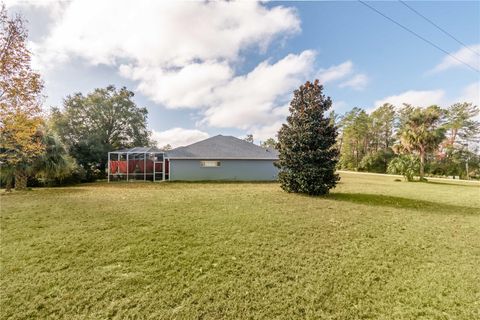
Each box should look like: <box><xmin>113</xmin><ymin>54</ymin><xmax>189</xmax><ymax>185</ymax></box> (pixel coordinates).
<box><xmin>250</xmin><ymin>101</ymin><xmax>479</xmax><ymax>181</ymax></box>
<box><xmin>336</xmin><ymin>103</ymin><xmax>479</xmax><ymax>180</ymax></box>
<box><xmin>0</xmin><ymin>6</ymin><xmax>153</xmax><ymax>190</ymax></box>
<box><xmin>1</xmin><ymin>6</ymin><xmax>479</xmax><ymax>191</ymax></box>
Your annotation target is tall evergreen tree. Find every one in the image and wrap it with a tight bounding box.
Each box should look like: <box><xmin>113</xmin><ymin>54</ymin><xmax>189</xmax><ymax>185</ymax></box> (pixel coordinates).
<box><xmin>444</xmin><ymin>102</ymin><xmax>479</xmax><ymax>147</ymax></box>
<box><xmin>338</xmin><ymin>107</ymin><xmax>370</xmax><ymax>170</ymax></box>
<box><xmin>370</xmin><ymin>103</ymin><xmax>395</xmax><ymax>151</ymax></box>
<box><xmin>363</xmin><ymin>103</ymin><xmax>396</xmax><ymax>172</ymax></box>
<box><xmin>276</xmin><ymin>80</ymin><xmax>339</xmax><ymax>195</ymax></box>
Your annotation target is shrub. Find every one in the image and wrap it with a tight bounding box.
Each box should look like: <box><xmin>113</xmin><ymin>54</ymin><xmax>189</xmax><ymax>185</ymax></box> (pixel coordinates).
<box><xmin>358</xmin><ymin>149</ymin><xmax>394</xmax><ymax>173</ymax></box>
<box><xmin>387</xmin><ymin>155</ymin><xmax>420</xmax><ymax>182</ymax></box>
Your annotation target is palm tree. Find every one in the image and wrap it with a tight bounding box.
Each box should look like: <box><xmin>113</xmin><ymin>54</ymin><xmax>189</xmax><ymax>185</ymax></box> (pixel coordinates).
<box><xmin>397</xmin><ymin>105</ymin><xmax>445</xmax><ymax>180</ymax></box>
<box><xmin>32</xmin><ymin>129</ymin><xmax>75</xmax><ymax>184</ymax></box>
<box><xmin>1</xmin><ymin>127</ymin><xmax>75</xmax><ymax>191</ymax></box>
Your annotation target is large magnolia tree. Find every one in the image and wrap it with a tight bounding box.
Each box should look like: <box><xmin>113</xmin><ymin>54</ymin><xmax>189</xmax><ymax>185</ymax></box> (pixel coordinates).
<box><xmin>0</xmin><ymin>5</ymin><xmax>44</xmax><ymax>190</ymax></box>
<box><xmin>276</xmin><ymin>80</ymin><xmax>339</xmax><ymax>195</ymax></box>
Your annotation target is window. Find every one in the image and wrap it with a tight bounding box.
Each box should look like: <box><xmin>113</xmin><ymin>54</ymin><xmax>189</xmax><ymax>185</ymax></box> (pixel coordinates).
<box><xmin>200</xmin><ymin>161</ymin><xmax>221</xmax><ymax>167</ymax></box>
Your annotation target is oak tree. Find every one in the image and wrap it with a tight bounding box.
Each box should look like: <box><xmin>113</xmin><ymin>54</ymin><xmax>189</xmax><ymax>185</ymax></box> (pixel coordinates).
<box><xmin>51</xmin><ymin>85</ymin><xmax>151</xmax><ymax>180</ymax></box>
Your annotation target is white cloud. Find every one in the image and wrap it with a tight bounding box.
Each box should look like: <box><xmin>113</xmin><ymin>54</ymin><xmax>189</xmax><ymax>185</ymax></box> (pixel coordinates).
<box><xmin>32</xmin><ymin>0</ymin><xmax>300</xmax><ymax>70</ymax></box>
<box><xmin>372</xmin><ymin>82</ymin><xmax>479</xmax><ymax>114</ymax></box>
<box><xmin>316</xmin><ymin>61</ymin><xmax>353</xmax><ymax>84</ymax></box>
<box><xmin>251</xmin><ymin>121</ymin><xmax>285</xmax><ymax>141</ymax></box>
<box><xmin>119</xmin><ymin>62</ymin><xmax>233</xmax><ymax>109</ymax></box>
<box><xmin>457</xmin><ymin>81</ymin><xmax>480</xmax><ymax>106</ymax></box>
<box><xmin>202</xmin><ymin>50</ymin><xmax>315</xmax><ymax>129</ymax></box>
<box><xmin>151</xmin><ymin>128</ymin><xmax>209</xmax><ymax>148</ymax></box>
<box><xmin>374</xmin><ymin>89</ymin><xmax>446</xmax><ymax>108</ymax></box>
<box><xmin>431</xmin><ymin>44</ymin><xmax>480</xmax><ymax>73</ymax></box>
<box><xmin>316</xmin><ymin>61</ymin><xmax>369</xmax><ymax>91</ymax></box>
<box><xmin>3</xmin><ymin>0</ymin><xmax>20</xmax><ymax>6</ymax></box>
<box><xmin>458</xmin><ymin>82</ymin><xmax>480</xmax><ymax>122</ymax></box>
<box><xmin>339</xmin><ymin>74</ymin><xmax>369</xmax><ymax>90</ymax></box>
<box><xmin>4</xmin><ymin>0</ymin><xmax>66</xmax><ymax>26</ymax></box>
<box><xmin>4</xmin><ymin>0</ymin><xmax>54</xmax><ymax>8</ymax></box>
<box><xmin>24</xmin><ymin>1</ymin><xmax>371</xmax><ymax>138</ymax></box>
<box><xmin>29</xmin><ymin>0</ymin><xmax>307</xmax><ymax>134</ymax></box>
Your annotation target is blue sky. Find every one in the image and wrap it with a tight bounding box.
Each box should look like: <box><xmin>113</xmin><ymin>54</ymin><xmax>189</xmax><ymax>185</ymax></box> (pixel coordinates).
<box><xmin>7</xmin><ymin>0</ymin><xmax>480</xmax><ymax>146</ymax></box>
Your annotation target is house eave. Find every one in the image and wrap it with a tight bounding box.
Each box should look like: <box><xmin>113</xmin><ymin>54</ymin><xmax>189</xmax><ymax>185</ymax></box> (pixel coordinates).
<box><xmin>167</xmin><ymin>157</ymin><xmax>278</xmax><ymax>160</ymax></box>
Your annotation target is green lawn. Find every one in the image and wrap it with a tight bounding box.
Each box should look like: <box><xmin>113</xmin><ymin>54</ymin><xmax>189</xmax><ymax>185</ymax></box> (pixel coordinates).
<box><xmin>1</xmin><ymin>173</ymin><xmax>479</xmax><ymax>319</ymax></box>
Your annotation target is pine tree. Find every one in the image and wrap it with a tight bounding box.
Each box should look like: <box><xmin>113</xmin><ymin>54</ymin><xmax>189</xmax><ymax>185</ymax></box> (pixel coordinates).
<box><xmin>276</xmin><ymin>80</ymin><xmax>339</xmax><ymax>195</ymax></box>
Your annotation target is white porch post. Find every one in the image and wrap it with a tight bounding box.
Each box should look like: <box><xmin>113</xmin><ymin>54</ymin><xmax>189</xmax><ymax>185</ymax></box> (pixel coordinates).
<box><xmin>144</xmin><ymin>152</ymin><xmax>146</xmax><ymax>181</ymax></box>
<box><xmin>162</xmin><ymin>154</ymin><xmax>165</xmax><ymax>181</ymax></box>
<box><xmin>107</xmin><ymin>152</ymin><xmax>110</xmax><ymax>182</ymax></box>
<box><xmin>126</xmin><ymin>153</ymin><xmax>129</xmax><ymax>182</ymax></box>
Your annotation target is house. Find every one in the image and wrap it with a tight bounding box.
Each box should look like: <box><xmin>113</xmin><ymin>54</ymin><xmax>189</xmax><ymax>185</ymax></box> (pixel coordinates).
<box><xmin>167</xmin><ymin>135</ymin><xmax>278</xmax><ymax>181</ymax></box>
<box><xmin>107</xmin><ymin>135</ymin><xmax>279</xmax><ymax>182</ymax></box>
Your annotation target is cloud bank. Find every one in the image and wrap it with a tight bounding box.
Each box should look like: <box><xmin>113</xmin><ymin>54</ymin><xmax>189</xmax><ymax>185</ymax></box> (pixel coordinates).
<box><xmin>373</xmin><ymin>82</ymin><xmax>479</xmax><ymax>113</ymax></box>
<box><xmin>374</xmin><ymin>90</ymin><xmax>446</xmax><ymax>108</ymax></box>
<box><xmin>29</xmin><ymin>1</ymin><xmax>305</xmax><ymax>139</ymax></box>
<box><xmin>151</xmin><ymin>128</ymin><xmax>209</xmax><ymax>148</ymax></box>
<box><xmin>18</xmin><ymin>0</ymin><xmax>369</xmax><ymax>142</ymax></box>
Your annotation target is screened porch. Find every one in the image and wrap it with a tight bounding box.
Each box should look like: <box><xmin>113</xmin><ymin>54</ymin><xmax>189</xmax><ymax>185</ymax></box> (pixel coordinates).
<box><xmin>107</xmin><ymin>147</ymin><xmax>169</xmax><ymax>182</ymax></box>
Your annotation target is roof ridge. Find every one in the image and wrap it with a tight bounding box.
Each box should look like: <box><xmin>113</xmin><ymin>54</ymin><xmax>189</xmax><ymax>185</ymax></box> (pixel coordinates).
<box><xmin>166</xmin><ymin>134</ymin><xmax>279</xmax><ymax>160</ymax></box>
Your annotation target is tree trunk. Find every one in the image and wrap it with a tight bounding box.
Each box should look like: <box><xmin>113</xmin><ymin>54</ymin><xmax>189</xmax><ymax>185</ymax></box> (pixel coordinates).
<box><xmin>355</xmin><ymin>140</ymin><xmax>359</xmax><ymax>169</ymax></box>
<box><xmin>338</xmin><ymin>133</ymin><xmax>344</xmax><ymax>152</ymax></box>
<box><xmin>14</xmin><ymin>168</ymin><xmax>28</xmax><ymax>190</ymax></box>
<box><xmin>419</xmin><ymin>151</ymin><xmax>425</xmax><ymax>180</ymax></box>
<box><xmin>450</xmin><ymin>128</ymin><xmax>457</xmax><ymax>147</ymax></box>
<box><xmin>5</xmin><ymin>178</ymin><xmax>13</xmax><ymax>192</ymax></box>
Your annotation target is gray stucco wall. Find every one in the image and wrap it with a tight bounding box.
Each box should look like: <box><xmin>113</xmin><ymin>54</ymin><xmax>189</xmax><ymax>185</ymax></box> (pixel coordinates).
<box><xmin>169</xmin><ymin>159</ymin><xmax>278</xmax><ymax>181</ymax></box>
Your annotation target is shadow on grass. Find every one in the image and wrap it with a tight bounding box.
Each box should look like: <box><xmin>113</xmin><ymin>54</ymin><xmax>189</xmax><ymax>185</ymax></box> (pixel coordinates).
<box><xmin>327</xmin><ymin>192</ymin><xmax>479</xmax><ymax>215</ymax></box>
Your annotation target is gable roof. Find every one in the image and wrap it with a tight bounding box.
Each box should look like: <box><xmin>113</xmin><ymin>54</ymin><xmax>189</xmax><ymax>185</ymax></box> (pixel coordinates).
<box><xmin>166</xmin><ymin>135</ymin><xmax>279</xmax><ymax>160</ymax></box>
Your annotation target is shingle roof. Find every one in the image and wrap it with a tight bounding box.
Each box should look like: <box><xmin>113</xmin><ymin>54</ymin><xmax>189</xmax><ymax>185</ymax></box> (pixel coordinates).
<box><xmin>166</xmin><ymin>135</ymin><xmax>279</xmax><ymax>160</ymax></box>
<box><xmin>110</xmin><ymin>146</ymin><xmax>164</xmax><ymax>153</ymax></box>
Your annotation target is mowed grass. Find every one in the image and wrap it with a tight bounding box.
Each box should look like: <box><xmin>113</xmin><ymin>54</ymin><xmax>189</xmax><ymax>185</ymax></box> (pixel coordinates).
<box><xmin>1</xmin><ymin>173</ymin><xmax>479</xmax><ymax>319</ymax></box>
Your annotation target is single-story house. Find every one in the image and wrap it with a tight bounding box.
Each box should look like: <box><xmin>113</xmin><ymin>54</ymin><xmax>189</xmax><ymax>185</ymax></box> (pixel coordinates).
<box><xmin>107</xmin><ymin>135</ymin><xmax>279</xmax><ymax>181</ymax></box>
